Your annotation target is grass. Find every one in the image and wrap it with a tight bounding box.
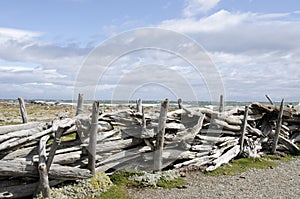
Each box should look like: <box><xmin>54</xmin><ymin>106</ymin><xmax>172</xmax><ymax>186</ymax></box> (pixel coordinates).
<box><xmin>95</xmin><ymin>170</ymin><xmax>187</xmax><ymax>199</ymax></box>
<box><xmin>206</xmin><ymin>153</ymin><xmax>299</xmax><ymax>176</ymax></box>
<box><xmin>206</xmin><ymin>157</ymin><xmax>278</xmax><ymax>176</ymax></box>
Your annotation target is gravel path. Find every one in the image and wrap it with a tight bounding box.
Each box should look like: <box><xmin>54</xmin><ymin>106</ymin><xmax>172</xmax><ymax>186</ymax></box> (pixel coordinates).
<box><xmin>128</xmin><ymin>157</ymin><xmax>300</xmax><ymax>199</ymax></box>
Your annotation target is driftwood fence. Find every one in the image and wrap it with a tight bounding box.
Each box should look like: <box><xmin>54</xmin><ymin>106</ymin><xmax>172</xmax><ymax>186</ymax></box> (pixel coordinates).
<box><xmin>0</xmin><ymin>95</ymin><xmax>300</xmax><ymax>198</ymax></box>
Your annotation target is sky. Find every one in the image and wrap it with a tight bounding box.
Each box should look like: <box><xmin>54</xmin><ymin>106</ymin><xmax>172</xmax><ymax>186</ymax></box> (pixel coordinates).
<box><xmin>0</xmin><ymin>0</ymin><xmax>300</xmax><ymax>102</ymax></box>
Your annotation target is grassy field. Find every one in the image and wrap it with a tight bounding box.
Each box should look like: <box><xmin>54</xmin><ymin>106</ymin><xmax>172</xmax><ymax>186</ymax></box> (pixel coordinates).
<box><xmin>0</xmin><ymin>101</ymin><xmax>75</xmax><ymax>126</ymax></box>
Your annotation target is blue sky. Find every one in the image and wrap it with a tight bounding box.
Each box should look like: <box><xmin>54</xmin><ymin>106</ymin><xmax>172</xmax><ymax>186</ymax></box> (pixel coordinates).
<box><xmin>0</xmin><ymin>0</ymin><xmax>300</xmax><ymax>102</ymax></box>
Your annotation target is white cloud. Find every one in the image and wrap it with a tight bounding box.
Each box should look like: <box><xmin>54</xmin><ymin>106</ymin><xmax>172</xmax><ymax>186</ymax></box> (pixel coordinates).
<box><xmin>0</xmin><ymin>27</ymin><xmax>42</xmax><ymax>43</ymax></box>
<box><xmin>161</xmin><ymin>10</ymin><xmax>249</xmax><ymax>33</ymax></box>
<box><xmin>183</xmin><ymin>0</ymin><xmax>220</xmax><ymax>17</ymax></box>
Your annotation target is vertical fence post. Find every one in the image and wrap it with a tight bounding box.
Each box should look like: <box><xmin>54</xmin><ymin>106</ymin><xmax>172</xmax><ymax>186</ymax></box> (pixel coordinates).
<box><xmin>219</xmin><ymin>95</ymin><xmax>224</xmax><ymax>113</ymax></box>
<box><xmin>76</xmin><ymin>93</ymin><xmax>84</xmax><ymax>115</ymax></box>
<box><xmin>18</xmin><ymin>97</ymin><xmax>28</xmax><ymax>123</ymax></box>
<box><xmin>239</xmin><ymin>106</ymin><xmax>249</xmax><ymax>155</ymax></box>
<box><xmin>37</xmin><ymin>135</ymin><xmax>50</xmax><ymax>198</ymax></box>
<box><xmin>154</xmin><ymin>99</ymin><xmax>169</xmax><ymax>171</ymax></box>
<box><xmin>136</xmin><ymin>98</ymin><xmax>142</xmax><ymax>113</ymax></box>
<box><xmin>76</xmin><ymin>94</ymin><xmax>84</xmax><ymax>140</ymax></box>
<box><xmin>178</xmin><ymin>98</ymin><xmax>183</xmax><ymax>109</ymax></box>
<box><xmin>271</xmin><ymin>99</ymin><xmax>284</xmax><ymax>154</ymax></box>
<box><xmin>88</xmin><ymin>101</ymin><xmax>99</xmax><ymax>175</ymax></box>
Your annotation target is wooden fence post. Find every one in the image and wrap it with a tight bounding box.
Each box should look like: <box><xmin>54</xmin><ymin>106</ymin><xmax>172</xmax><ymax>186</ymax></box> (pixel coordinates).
<box><xmin>36</xmin><ymin>135</ymin><xmax>50</xmax><ymax>198</ymax></box>
<box><xmin>136</xmin><ymin>99</ymin><xmax>142</xmax><ymax>113</ymax></box>
<box><xmin>76</xmin><ymin>93</ymin><xmax>84</xmax><ymax>115</ymax></box>
<box><xmin>178</xmin><ymin>98</ymin><xmax>183</xmax><ymax>109</ymax></box>
<box><xmin>154</xmin><ymin>99</ymin><xmax>169</xmax><ymax>171</ymax></box>
<box><xmin>88</xmin><ymin>101</ymin><xmax>99</xmax><ymax>175</ymax></box>
<box><xmin>18</xmin><ymin>97</ymin><xmax>28</xmax><ymax>123</ymax></box>
<box><xmin>239</xmin><ymin>106</ymin><xmax>249</xmax><ymax>155</ymax></box>
<box><xmin>219</xmin><ymin>95</ymin><xmax>224</xmax><ymax>113</ymax></box>
<box><xmin>76</xmin><ymin>93</ymin><xmax>84</xmax><ymax>140</ymax></box>
<box><xmin>271</xmin><ymin>99</ymin><xmax>284</xmax><ymax>154</ymax></box>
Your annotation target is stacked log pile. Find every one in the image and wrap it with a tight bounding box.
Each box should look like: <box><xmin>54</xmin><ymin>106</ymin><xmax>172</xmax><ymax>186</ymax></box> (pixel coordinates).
<box><xmin>0</xmin><ymin>100</ymin><xmax>300</xmax><ymax>198</ymax></box>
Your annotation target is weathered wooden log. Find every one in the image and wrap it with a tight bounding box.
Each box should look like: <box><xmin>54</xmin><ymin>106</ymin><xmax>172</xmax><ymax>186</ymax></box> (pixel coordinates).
<box><xmin>271</xmin><ymin>99</ymin><xmax>284</xmax><ymax>154</ymax></box>
<box><xmin>278</xmin><ymin>135</ymin><xmax>300</xmax><ymax>154</ymax></box>
<box><xmin>154</xmin><ymin>99</ymin><xmax>169</xmax><ymax>171</ymax></box>
<box><xmin>212</xmin><ymin>119</ymin><xmax>241</xmax><ymax>131</ymax></box>
<box><xmin>0</xmin><ymin>122</ymin><xmax>43</xmax><ymax>135</ymax></box>
<box><xmin>174</xmin><ymin>156</ymin><xmax>212</xmax><ymax>168</ymax></box>
<box><xmin>76</xmin><ymin>93</ymin><xmax>84</xmax><ymax>115</ymax></box>
<box><xmin>0</xmin><ymin>128</ymin><xmax>53</xmax><ymax>152</ymax></box>
<box><xmin>0</xmin><ymin>160</ymin><xmax>91</xmax><ymax>179</ymax></box>
<box><xmin>88</xmin><ymin>101</ymin><xmax>99</xmax><ymax>174</ymax></box>
<box><xmin>18</xmin><ymin>97</ymin><xmax>28</xmax><ymax>123</ymax></box>
<box><xmin>36</xmin><ymin>135</ymin><xmax>50</xmax><ymax>198</ymax></box>
<box><xmin>0</xmin><ymin>126</ymin><xmax>45</xmax><ymax>143</ymax></box>
<box><xmin>96</xmin><ymin>139</ymin><xmax>134</xmax><ymax>153</ymax></box>
<box><xmin>206</xmin><ymin>145</ymin><xmax>240</xmax><ymax>171</ymax></box>
<box><xmin>239</xmin><ymin>106</ymin><xmax>249</xmax><ymax>155</ymax></box>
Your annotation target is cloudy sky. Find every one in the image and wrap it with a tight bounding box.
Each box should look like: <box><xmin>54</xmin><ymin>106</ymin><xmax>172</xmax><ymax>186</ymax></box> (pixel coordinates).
<box><xmin>0</xmin><ymin>0</ymin><xmax>300</xmax><ymax>102</ymax></box>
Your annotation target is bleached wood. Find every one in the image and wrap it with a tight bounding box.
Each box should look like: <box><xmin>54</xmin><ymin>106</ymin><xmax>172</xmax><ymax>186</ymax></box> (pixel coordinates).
<box><xmin>271</xmin><ymin>99</ymin><xmax>284</xmax><ymax>154</ymax></box>
<box><xmin>154</xmin><ymin>99</ymin><xmax>169</xmax><ymax>171</ymax></box>
<box><xmin>18</xmin><ymin>97</ymin><xmax>28</xmax><ymax>123</ymax></box>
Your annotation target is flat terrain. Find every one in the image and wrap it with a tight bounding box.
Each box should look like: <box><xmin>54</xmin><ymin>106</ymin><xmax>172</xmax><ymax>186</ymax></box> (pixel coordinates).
<box><xmin>128</xmin><ymin>157</ymin><xmax>300</xmax><ymax>199</ymax></box>
<box><xmin>0</xmin><ymin>100</ymin><xmax>75</xmax><ymax>126</ymax></box>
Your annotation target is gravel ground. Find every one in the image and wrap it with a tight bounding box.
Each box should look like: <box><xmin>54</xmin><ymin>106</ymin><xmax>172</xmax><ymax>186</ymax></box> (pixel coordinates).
<box><xmin>128</xmin><ymin>157</ymin><xmax>300</xmax><ymax>199</ymax></box>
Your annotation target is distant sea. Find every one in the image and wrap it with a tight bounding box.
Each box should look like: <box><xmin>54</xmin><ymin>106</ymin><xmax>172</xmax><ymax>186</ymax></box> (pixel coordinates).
<box><xmin>1</xmin><ymin>99</ymin><xmax>298</xmax><ymax>108</ymax></box>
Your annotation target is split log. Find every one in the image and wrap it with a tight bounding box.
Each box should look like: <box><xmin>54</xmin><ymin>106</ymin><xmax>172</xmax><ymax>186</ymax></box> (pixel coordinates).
<box><xmin>206</xmin><ymin>145</ymin><xmax>240</xmax><ymax>171</ymax></box>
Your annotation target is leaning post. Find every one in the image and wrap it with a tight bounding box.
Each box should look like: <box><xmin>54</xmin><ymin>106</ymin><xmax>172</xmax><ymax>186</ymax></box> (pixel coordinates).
<box><xmin>18</xmin><ymin>97</ymin><xmax>28</xmax><ymax>123</ymax></box>
<box><xmin>271</xmin><ymin>99</ymin><xmax>284</xmax><ymax>154</ymax></box>
<box><xmin>239</xmin><ymin>106</ymin><xmax>249</xmax><ymax>156</ymax></box>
